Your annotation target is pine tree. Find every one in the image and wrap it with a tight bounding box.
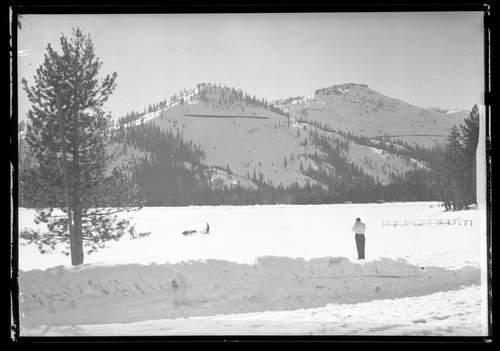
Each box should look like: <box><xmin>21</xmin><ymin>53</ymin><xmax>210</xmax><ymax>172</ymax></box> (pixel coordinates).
<box><xmin>444</xmin><ymin>125</ymin><xmax>468</xmax><ymax>209</ymax></box>
<box><xmin>460</xmin><ymin>104</ymin><xmax>480</xmax><ymax>204</ymax></box>
<box><xmin>18</xmin><ymin>120</ymin><xmax>26</xmax><ymax>132</ymax></box>
<box><xmin>20</xmin><ymin>28</ymin><xmax>145</xmax><ymax>265</ymax></box>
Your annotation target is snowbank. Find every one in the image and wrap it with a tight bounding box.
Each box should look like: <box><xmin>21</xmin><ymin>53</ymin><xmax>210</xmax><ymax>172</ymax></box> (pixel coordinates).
<box><xmin>26</xmin><ymin>285</ymin><xmax>482</xmax><ymax>336</ymax></box>
<box><xmin>19</xmin><ymin>256</ymin><xmax>479</xmax><ymax>329</ymax></box>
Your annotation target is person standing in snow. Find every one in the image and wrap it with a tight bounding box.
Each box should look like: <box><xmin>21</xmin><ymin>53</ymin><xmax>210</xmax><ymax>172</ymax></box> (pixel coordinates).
<box><xmin>351</xmin><ymin>218</ymin><xmax>366</xmax><ymax>260</ymax></box>
<box><xmin>205</xmin><ymin>223</ymin><xmax>210</xmax><ymax>234</ymax></box>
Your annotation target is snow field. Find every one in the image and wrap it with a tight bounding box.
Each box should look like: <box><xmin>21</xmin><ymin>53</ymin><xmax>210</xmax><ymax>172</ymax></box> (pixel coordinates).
<box><xmin>17</xmin><ymin>202</ymin><xmax>487</xmax><ymax>336</ymax></box>
<box><xmin>18</xmin><ymin>202</ymin><xmax>483</xmax><ymax>270</ymax></box>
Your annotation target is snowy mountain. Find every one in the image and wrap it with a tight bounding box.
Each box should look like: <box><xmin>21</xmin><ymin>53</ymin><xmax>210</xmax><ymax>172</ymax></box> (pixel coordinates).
<box><xmin>273</xmin><ymin>83</ymin><xmax>469</xmax><ymax>149</ymax></box>
<box><xmin>19</xmin><ymin>82</ymin><xmax>473</xmax><ymax>205</ymax></box>
<box><xmin>116</xmin><ymin>82</ymin><xmax>469</xmax><ymax>196</ymax></box>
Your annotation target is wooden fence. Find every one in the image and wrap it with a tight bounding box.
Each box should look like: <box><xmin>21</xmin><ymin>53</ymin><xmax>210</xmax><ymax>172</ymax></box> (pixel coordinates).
<box><xmin>382</xmin><ymin>219</ymin><xmax>475</xmax><ymax>227</ymax></box>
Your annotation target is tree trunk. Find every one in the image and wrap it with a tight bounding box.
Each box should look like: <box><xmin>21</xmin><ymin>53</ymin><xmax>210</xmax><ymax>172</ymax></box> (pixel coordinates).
<box><xmin>470</xmin><ymin>155</ymin><xmax>477</xmax><ymax>204</ymax></box>
<box><xmin>72</xmin><ymin>206</ymin><xmax>84</xmax><ymax>265</ymax></box>
<box><xmin>71</xmin><ymin>105</ymin><xmax>84</xmax><ymax>265</ymax></box>
<box><xmin>458</xmin><ymin>163</ymin><xmax>469</xmax><ymax>209</ymax></box>
<box><xmin>439</xmin><ymin>175</ymin><xmax>452</xmax><ymax>211</ymax></box>
<box><xmin>445</xmin><ymin>177</ymin><xmax>456</xmax><ymax>210</ymax></box>
<box><xmin>56</xmin><ymin>92</ymin><xmax>76</xmax><ymax>261</ymax></box>
<box><xmin>437</xmin><ymin>183</ymin><xmax>450</xmax><ymax>211</ymax></box>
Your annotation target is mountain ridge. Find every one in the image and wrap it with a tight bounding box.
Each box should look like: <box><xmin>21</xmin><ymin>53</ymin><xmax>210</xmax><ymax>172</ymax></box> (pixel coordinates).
<box><xmin>272</xmin><ymin>82</ymin><xmax>469</xmax><ymax>148</ymax></box>
<box><xmin>19</xmin><ymin>82</ymin><xmax>474</xmax><ymax>206</ymax></box>
<box><xmin>119</xmin><ymin>82</ymin><xmax>469</xmax><ymax>149</ymax></box>
<box><xmin>113</xmin><ymin>82</ymin><xmax>459</xmax><ymax>194</ymax></box>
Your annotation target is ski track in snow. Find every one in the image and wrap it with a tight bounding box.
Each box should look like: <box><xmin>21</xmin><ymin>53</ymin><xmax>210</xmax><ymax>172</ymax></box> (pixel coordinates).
<box><xmin>17</xmin><ymin>202</ymin><xmax>487</xmax><ymax>337</ymax></box>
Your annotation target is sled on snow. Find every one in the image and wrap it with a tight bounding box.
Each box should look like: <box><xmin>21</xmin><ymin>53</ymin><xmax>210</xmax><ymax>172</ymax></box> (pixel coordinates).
<box><xmin>182</xmin><ymin>228</ymin><xmax>210</xmax><ymax>236</ymax></box>
<box><xmin>129</xmin><ymin>226</ymin><xmax>152</xmax><ymax>239</ymax></box>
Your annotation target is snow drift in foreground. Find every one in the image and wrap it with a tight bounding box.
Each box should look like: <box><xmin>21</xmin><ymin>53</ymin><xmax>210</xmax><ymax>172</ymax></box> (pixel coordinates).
<box><xmin>28</xmin><ymin>285</ymin><xmax>483</xmax><ymax>336</ymax></box>
<box><xmin>20</xmin><ymin>256</ymin><xmax>479</xmax><ymax>332</ymax></box>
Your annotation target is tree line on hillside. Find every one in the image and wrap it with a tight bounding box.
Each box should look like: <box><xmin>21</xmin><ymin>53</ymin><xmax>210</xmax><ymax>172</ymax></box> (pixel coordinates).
<box><xmin>196</xmin><ymin>83</ymin><xmax>290</xmax><ymax>117</ymax></box>
<box><xmin>297</xmin><ymin>106</ymin><xmax>481</xmax><ymax>209</ymax></box>
<box><xmin>122</xmin><ymin>103</ymin><xmax>480</xmax><ymax>208</ymax></box>
<box><xmin>116</xmin><ymin>123</ymin><xmax>209</xmax><ymax>206</ymax></box>
<box><xmin>315</xmin><ymin>83</ymin><xmax>368</xmax><ymax>96</ymax></box>
<box><xmin>114</xmin><ymin>123</ymin><xmax>363</xmax><ymax>206</ymax></box>
<box><xmin>296</xmin><ymin>117</ymin><xmax>438</xmax><ymax>163</ymax></box>
<box><xmin>118</xmin><ymin>118</ymin><xmax>436</xmax><ymax>206</ymax></box>
<box><xmin>427</xmin><ymin>105</ymin><xmax>480</xmax><ymax>210</ymax></box>
<box><xmin>302</xmin><ymin>125</ymin><xmax>436</xmax><ymax>203</ymax></box>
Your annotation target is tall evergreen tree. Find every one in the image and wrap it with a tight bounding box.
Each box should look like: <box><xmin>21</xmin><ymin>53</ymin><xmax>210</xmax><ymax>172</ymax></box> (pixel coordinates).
<box><xmin>460</xmin><ymin>104</ymin><xmax>480</xmax><ymax>204</ymax></box>
<box><xmin>20</xmin><ymin>28</ymin><xmax>145</xmax><ymax>265</ymax></box>
<box><xmin>443</xmin><ymin>125</ymin><xmax>468</xmax><ymax>209</ymax></box>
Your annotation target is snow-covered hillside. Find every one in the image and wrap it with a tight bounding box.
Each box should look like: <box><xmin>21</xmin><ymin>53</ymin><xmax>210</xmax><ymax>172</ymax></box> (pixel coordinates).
<box><xmin>152</xmin><ymin>103</ymin><xmax>318</xmax><ymax>188</ymax></box>
<box><xmin>279</xmin><ymin>83</ymin><xmax>469</xmax><ymax>148</ymax></box>
<box><xmin>17</xmin><ymin>202</ymin><xmax>488</xmax><ymax>336</ymax></box>
<box><xmin>20</xmin><ymin>83</ymin><xmax>465</xmax><ymax>193</ymax></box>
<box><xmin>123</xmin><ymin>83</ymin><xmax>439</xmax><ymax>189</ymax></box>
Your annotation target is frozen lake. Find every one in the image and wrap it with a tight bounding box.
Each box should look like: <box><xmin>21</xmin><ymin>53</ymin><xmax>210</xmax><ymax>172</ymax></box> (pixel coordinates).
<box><xmin>18</xmin><ymin>202</ymin><xmax>484</xmax><ymax>270</ymax></box>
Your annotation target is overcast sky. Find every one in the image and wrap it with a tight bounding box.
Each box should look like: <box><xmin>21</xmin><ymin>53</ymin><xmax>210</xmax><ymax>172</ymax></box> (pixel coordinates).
<box><xmin>17</xmin><ymin>12</ymin><xmax>484</xmax><ymax>121</ymax></box>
